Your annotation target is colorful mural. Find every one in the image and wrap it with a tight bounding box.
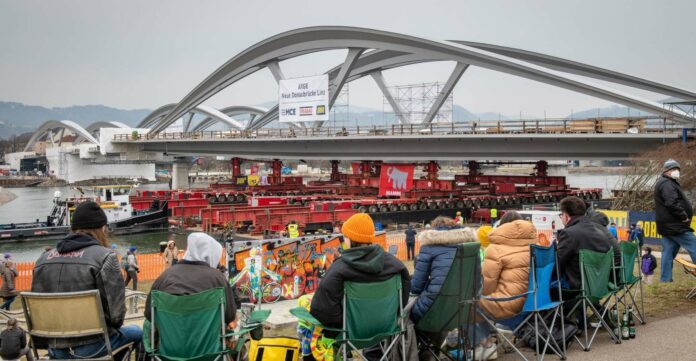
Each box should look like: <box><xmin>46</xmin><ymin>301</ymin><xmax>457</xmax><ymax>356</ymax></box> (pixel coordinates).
<box><xmin>229</xmin><ymin>235</ymin><xmax>344</xmax><ymax>303</ymax></box>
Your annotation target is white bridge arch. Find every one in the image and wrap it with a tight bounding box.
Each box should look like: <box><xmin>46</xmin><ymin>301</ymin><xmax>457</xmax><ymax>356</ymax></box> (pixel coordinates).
<box><xmin>143</xmin><ymin>26</ymin><xmax>695</xmax><ymax>135</ymax></box>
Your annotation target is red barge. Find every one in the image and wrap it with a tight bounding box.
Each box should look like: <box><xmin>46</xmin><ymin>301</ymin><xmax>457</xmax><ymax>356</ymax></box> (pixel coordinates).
<box><xmin>130</xmin><ymin>159</ymin><xmax>603</xmax><ymax>236</ymax></box>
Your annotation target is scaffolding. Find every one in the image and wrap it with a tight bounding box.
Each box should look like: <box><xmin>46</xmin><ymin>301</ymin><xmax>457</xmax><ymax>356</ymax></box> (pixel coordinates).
<box><xmin>329</xmin><ymin>84</ymin><xmax>350</xmax><ymax>128</ymax></box>
<box><xmin>383</xmin><ymin>82</ymin><xmax>453</xmax><ymax>124</ymax></box>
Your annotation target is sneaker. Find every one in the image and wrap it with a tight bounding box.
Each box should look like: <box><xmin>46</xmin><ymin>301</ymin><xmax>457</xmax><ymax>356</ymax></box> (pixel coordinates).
<box><xmin>474</xmin><ymin>344</ymin><xmax>498</xmax><ymax>360</ymax></box>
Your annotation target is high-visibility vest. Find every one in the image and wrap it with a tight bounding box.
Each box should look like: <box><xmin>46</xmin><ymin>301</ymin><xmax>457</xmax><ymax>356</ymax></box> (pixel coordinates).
<box><xmin>288</xmin><ymin>224</ymin><xmax>299</xmax><ymax>238</ymax></box>
<box><xmin>490</xmin><ymin>208</ymin><xmax>498</xmax><ymax>219</ymax></box>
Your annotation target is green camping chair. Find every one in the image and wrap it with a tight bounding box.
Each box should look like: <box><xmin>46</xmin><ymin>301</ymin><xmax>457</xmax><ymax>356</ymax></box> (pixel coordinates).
<box><xmin>615</xmin><ymin>241</ymin><xmax>646</xmax><ymax>325</ymax></box>
<box><xmin>291</xmin><ymin>275</ymin><xmax>407</xmax><ymax>361</ymax></box>
<box><xmin>414</xmin><ymin>242</ymin><xmax>481</xmax><ymax>361</ymax></box>
<box><xmin>144</xmin><ymin>287</ymin><xmax>270</xmax><ymax>361</ymax></box>
<box><xmin>564</xmin><ymin>249</ymin><xmax>621</xmax><ymax>351</ymax></box>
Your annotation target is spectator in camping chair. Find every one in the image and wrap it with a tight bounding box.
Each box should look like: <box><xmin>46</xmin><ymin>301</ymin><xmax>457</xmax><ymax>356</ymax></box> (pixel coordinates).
<box><xmin>477</xmin><ymin>213</ymin><xmax>537</xmax><ymax>359</ymax></box>
<box><xmin>310</xmin><ymin>213</ymin><xmax>411</xmax><ymax>360</ymax></box>
<box><xmin>144</xmin><ymin>232</ymin><xmax>239</xmax><ymax>354</ymax></box>
<box><xmin>410</xmin><ymin>216</ymin><xmax>478</xmax><ymax>350</ymax></box>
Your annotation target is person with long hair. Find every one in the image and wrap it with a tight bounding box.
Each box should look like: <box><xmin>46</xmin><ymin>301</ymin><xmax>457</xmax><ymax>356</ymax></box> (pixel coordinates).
<box><xmin>0</xmin><ymin>318</ymin><xmax>34</xmax><ymax>361</ymax></box>
<box><xmin>0</xmin><ymin>260</ymin><xmax>18</xmax><ymax>310</ymax></box>
<box><xmin>32</xmin><ymin>201</ymin><xmax>142</xmax><ymax>359</ymax></box>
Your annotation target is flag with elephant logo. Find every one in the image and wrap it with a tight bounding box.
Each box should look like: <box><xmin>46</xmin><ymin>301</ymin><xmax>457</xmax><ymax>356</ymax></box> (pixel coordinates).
<box><xmin>379</xmin><ymin>164</ymin><xmax>415</xmax><ymax>197</ymax></box>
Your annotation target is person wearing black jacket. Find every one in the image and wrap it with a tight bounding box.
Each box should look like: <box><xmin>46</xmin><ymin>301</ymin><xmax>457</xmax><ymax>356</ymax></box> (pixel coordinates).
<box><xmin>144</xmin><ymin>232</ymin><xmax>237</xmax><ymax>324</ymax></box>
<box><xmin>0</xmin><ymin>318</ymin><xmax>33</xmax><ymax>361</ymax></box>
<box><xmin>310</xmin><ymin>213</ymin><xmax>410</xmax><ymax>360</ymax></box>
<box><xmin>654</xmin><ymin>159</ymin><xmax>695</xmax><ymax>282</ymax></box>
<box><xmin>32</xmin><ymin>201</ymin><xmax>142</xmax><ymax>359</ymax></box>
<box><xmin>557</xmin><ymin>197</ymin><xmax>620</xmax><ymax>290</ymax></box>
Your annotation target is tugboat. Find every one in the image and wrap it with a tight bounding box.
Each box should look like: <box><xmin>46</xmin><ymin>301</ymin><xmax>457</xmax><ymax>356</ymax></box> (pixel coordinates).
<box><xmin>0</xmin><ymin>185</ymin><xmax>168</xmax><ymax>242</ymax></box>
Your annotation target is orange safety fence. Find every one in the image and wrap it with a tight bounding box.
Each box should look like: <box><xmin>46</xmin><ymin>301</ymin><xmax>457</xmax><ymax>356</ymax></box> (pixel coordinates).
<box><xmin>3</xmin><ymin>251</ymin><xmax>196</xmax><ymax>292</ymax></box>
<box><xmin>3</xmin><ymin>228</ymin><xmax>624</xmax><ymax>292</ymax></box>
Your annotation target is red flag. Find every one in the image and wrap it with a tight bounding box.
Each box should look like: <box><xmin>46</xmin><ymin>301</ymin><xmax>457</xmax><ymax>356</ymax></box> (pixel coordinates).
<box><xmin>379</xmin><ymin>164</ymin><xmax>414</xmax><ymax>197</ymax></box>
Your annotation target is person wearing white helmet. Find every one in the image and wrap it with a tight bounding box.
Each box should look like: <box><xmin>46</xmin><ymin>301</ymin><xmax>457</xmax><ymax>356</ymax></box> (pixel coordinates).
<box><xmin>655</xmin><ymin>159</ymin><xmax>695</xmax><ymax>282</ymax></box>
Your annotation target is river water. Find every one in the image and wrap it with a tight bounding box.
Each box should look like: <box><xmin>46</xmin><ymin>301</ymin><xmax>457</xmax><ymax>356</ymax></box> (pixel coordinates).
<box><xmin>0</xmin><ymin>174</ymin><xmax>622</xmax><ymax>262</ymax></box>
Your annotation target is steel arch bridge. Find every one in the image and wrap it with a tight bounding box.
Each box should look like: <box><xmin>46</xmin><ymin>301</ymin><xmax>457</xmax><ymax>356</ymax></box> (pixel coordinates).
<box><xmin>140</xmin><ymin>26</ymin><xmax>695</xmax><ymax>135</ymax></box>
<box><xmin>24</xmin><ymin>120</ymin><xmax>129</xmax><ymax>152</ymax></box>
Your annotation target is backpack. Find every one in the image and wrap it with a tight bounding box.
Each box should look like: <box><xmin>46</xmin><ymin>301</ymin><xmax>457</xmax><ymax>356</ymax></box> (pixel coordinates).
<box><xmin>517</xmin><ymin>320</ymin><xmax>577</xmax><ymax>350</ymax></box>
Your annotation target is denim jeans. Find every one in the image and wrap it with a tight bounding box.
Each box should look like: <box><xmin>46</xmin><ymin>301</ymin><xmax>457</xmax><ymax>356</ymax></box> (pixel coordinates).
<box><xmin>660</xmin><ymin>231</ymin><xmax>696</xmax><ymax>282</ymax></box>
<box><xmin>1</xmin><ymin>295</ymin><xmax>16</xmax><ymax>310</ymax></box>
<box><xmin>48</xmin><ymin>325</ymin><xmax>142</xmax><ymax>359</ymax></box>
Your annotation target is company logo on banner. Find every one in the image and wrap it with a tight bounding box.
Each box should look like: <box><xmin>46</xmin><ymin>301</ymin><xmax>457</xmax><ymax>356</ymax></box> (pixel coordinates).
<box><xmin>279</xmin><ymin>75</ymin><xmax>329</xmax><ymax>123</ymax></box>
<box><xmin>379</xmin><ymin>164</ymin><xmax>415</xmax><ymax>197</ymax></box>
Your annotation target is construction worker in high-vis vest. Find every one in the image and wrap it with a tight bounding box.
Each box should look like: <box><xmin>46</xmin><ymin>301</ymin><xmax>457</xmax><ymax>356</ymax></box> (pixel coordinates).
<box><xmin>490</xmin><ymin>208</ymin><xmax>498</xmax><ymax>224</ymax></box>
<box><xmin>454</xmin><ymin>211</ymin><xmax>464</xmax><ymax>225</ymax></box>
<box><xmin>287</xmin><ymin>220</ymin><xmax>300</xmax><ymax>238</ymax></box>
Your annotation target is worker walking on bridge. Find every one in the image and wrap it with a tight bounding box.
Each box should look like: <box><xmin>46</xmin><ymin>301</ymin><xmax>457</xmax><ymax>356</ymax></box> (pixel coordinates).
<box><xmin>287</xmin><ymin>220</ymin><xmax>300</xmax><ymax>238</ymax></box>
<box><xmin>454</xmin><ymin>211</ymin><xmax>464</xmax><ymax>225</ymax></box>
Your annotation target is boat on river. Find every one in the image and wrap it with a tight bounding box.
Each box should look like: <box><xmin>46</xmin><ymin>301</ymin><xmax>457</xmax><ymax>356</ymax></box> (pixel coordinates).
<box><xmin>0</xmin><ymin>185</ymin><xmax>168</xmax><ymax>242</ymax></box>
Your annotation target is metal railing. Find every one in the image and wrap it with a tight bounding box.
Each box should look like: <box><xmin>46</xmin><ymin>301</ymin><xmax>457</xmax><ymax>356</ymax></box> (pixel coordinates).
<box><xmin>113</xmin><ymin>116</ymin><xmax>683</xmax><ymax>141</ymax></box>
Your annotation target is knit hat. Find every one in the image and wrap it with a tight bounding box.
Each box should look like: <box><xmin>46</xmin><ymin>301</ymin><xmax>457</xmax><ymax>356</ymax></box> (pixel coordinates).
<box><xmin>663</xmin><ymin>159</ymin><xmax>681</xmax><ymax>173</ymax></box>
<box><xmin>341</xmin><ymin>213</ymin><xmax>375</xmax><ymax>244</ymax></box>
<box><xmin>477</xmin><ymin>225</ymin><xmax>493</xmax><ymax>248</ymax></box>
<box><xmin>71</xmin><ymin>201</ymin><xmax>108</xmax><ymax>230</ymax></box>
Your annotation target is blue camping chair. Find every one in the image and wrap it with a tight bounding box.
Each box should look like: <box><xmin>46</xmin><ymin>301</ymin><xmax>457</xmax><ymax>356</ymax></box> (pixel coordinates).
<box><xmin>478</xmin><ymin>244</ymin><xmax>566</xmax><ymax>361</ymax></box>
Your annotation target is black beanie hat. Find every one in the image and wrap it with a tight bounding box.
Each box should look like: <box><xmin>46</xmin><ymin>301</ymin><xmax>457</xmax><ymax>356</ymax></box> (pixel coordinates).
<box><xmin>71</xmin><ymin>201</ymin><xmax>108</xmax><ymax>230</ymax></box>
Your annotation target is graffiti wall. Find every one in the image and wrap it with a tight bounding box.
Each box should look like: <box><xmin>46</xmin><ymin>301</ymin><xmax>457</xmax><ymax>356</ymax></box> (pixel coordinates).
<box><xmin>229</xmin><ymin>235</ymin><xmax>344</xmax><ymax>302</ymax></box>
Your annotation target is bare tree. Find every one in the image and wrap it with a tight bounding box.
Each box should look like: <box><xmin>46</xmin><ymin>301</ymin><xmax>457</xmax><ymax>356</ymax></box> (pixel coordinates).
<box><xmin>612</xmin><ymin>140</ymin><xmax>695</xmax><ymax>211</ymax></box>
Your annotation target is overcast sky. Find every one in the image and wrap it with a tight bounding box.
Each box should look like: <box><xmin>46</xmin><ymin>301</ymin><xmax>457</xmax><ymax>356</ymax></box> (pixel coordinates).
<box><xmin>1</xmin><ymin>0</ymin><xmax>694</xmax><ymax>118</ymax></box>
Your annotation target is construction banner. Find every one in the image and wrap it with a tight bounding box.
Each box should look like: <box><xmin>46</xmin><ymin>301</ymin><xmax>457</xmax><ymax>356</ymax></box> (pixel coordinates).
<box><xmin>599</xmin><ymin>210</ymin><xmax>628</xmax><ymax>228</ymax></box>
<box><xmin>379</xmin><ymin>164</ymin><xmax>415</xmax><ymax>197</ymax></box>
<box><xmin>628</xmin><ymin>211</ymin><xmax>696</xmax><ymax>246</ymax></box>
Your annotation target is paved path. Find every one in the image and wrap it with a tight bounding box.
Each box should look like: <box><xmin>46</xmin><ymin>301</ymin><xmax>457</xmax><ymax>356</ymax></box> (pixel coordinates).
<box><xmin>498</xmin><ymin>312</ymin><xmax>696</xmax><ymax>360</ymax></box>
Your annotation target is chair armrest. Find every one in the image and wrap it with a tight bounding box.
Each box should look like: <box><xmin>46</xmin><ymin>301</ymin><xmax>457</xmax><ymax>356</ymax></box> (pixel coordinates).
<box><xmin>289</xmin><ymin>307</ymin><xmax>343</xmax><ymax>333</ymax></box>
<box><xmin>249</xmin><ymin>309</ymin><xmax>271</xmax><ymax>324</ymax></box>
<box><xmin>481</xmin><ymin>291</ymin><xmax>532</xmax><ymax>302</ymax></box>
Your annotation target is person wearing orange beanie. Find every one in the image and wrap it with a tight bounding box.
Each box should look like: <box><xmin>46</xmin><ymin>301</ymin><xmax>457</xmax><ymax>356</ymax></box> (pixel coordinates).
<box><xmin>309</xmin><ymin>213</ymin><xmax>410</xmax><ymax>359</ymax></box>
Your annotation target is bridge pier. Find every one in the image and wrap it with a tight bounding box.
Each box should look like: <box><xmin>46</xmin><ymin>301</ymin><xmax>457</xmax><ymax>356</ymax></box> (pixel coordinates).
<box><xmin>172</xmin><ymin>158</ymin><xmax>192</xmax><ymax>190</ymax></box>
<box><xmin>330</xmin><ymin>160</ymin><xmax>341</xmax><ymax>182</ymax></box>
<box><xmin>231</xmin><ymin>157</ymin><xmax>242</xmax><ymax>179</ymax></box>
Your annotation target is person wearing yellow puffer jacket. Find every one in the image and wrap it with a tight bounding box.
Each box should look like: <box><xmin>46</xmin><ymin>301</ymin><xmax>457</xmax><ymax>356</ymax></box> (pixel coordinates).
<box><xmin>480</xmin><ymin>212</ymin><xmax>537</xmax><ymax>320</ymax></box>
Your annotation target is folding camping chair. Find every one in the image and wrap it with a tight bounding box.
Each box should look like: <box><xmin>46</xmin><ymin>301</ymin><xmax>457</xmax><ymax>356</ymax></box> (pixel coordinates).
<box><xmin>615</xmin><ymin>241</ymin><xmax>646</xmax><ymax>324</ymax></box>
<box><xmin>291</xmin><ymin>275</ymin><xmax>407</xmax><ymax>361</ymax></box>
<box><xmin>145</xmin><ymin>287</ymin><xmax>269</xmax><ymax>361</ymax></box>
<box><xmin>478</xmin><ymin>244</ymin><xmax>566</xmax><ymax>361</ymax></box>
<box><xmin>413</xmin><ymin>242</ymin><xmax>481</xmax><ymax>361</ymax></box>
<box><xmin>564</xmin><ymin>249</ymin><xmax>621</xmax><ymax>351</ymax></box>
<box><xmin>21</xmin><ymin>290</ymin><xmax>135</xmax><ymax>361</ymax></box>
<box><xmin>675</xmin><ymin>258</ymin><xmax>696</xmax><ymax>300</ymax></box>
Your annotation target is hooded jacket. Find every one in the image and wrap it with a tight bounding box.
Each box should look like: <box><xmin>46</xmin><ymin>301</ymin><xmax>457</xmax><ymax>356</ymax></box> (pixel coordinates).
<box><xmin>310</xmin><ymin>244</ymin><xmax>410</xmax><ymax>330</ymax></box>
<box><xmin>145</xmin><ymin>233</ymin><xmax>236</xmax><ymax>323</ymax></box>
<box><xmin>480</xmin><ymin>220</ymin><xmax>536</xmax><ymax>319</ymax></box>
<box><xmin>409</xmin><ymin>227</ymin><xmax>477</xmax><ymax>322</ymax></box>
<box><xmin>654</xmin><ymin>175</ymin><xmax>694</xmax><ymax>236</ymax></box>
<box><xmin>557</xmin><ymin>216</ymin><xmax>620</xmax><ymax>289</ymax></box>
<box><xmin>32</xmin><ymin>233</ymin><xmax>126</xmax><ymax>348</ymax></box>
